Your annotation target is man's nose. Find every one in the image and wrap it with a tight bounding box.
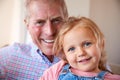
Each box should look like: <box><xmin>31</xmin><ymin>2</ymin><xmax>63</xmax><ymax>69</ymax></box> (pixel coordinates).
<box><xmin>45</xmin><ymin>21</ymin><xmax>56</xmax><ymax>36</ymax></box>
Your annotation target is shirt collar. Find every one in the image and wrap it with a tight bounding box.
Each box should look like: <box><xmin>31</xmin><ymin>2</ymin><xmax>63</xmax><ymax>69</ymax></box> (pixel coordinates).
<box><xmin>29</xmin><ymin>41</ymin><xmax>60</xmax><ymax>63</ymax></box>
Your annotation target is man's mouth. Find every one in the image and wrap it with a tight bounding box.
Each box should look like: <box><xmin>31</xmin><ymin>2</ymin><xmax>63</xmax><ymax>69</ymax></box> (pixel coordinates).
<box><xmin>42</xmin><ymin>39</ymin><xmax>54</xmax><ymax>43</ymax></box>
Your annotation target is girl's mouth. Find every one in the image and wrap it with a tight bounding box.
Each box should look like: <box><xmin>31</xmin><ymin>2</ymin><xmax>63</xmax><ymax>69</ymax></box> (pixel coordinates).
<box><xmin>79</xmin><ymin>57</ymin><xmax>92</xmax><ymax>63</ymax></box>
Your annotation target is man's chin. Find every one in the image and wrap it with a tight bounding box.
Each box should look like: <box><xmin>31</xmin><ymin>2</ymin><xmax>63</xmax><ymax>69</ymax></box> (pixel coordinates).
<box><xmin>43</xmin><ymin>50</ymin><xmax>54</xmax><ymax>56</ymax></box>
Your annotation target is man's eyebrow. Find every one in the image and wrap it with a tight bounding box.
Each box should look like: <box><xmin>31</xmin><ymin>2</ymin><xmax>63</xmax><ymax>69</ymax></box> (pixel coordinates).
<box><xmin>33</xmin><ymin>19</ymin><xmax>45</xmax><ymax>22</ymax></box>
<box><xmin>51</xmin><ymin>16</ymin><xmax>63</xmax><ymax>20</ymax></box>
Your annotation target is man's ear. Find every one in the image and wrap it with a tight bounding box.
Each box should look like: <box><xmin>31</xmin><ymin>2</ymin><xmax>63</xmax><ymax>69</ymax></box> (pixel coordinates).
<box><xmin>24</xmin><ymin>18</ymin><xmax>29</xmax><ymax>29</ymax></box>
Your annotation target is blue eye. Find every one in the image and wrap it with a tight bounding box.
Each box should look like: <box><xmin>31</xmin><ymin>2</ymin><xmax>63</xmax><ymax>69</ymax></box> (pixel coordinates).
<box><xmin>68</xmin><ymin>47</ymin><xmax>75</xmax><ymax>52</ymax></box>
<box><xmin>84</xmin><ymin>42</ymin><xmax>92</xmax><ymax>48</ymax></box>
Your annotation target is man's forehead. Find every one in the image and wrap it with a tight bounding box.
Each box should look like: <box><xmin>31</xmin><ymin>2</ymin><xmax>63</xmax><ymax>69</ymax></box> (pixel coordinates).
<box><xmin>29</xmin><ymin>0</ymin><xmax>61</xmax><ymax>6</ymax></box>
<box><xmin>29</xmin><ymin>0</ymin><xmax>62</xmax><ymax>12</ymax></box>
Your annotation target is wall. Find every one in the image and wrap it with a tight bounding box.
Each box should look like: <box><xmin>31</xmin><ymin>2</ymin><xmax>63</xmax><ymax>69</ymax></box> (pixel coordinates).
<box><xmin>0</xmin><ymin>0</ymin><xmax>26</xmax><ymax>47</ymax></box>
<box><xmin>90</xmin><ymin>0</ymin><xmax>120</xmax><ymax>66</ymax></box>
<box><xmin>10</xmin><ymin>0</ymin><xmax>26</xmax><ymax>44</ymax></box>
<box><xmin>65</xmin><ymin>0</ymin><xmax>90</xmax><ymax>17</ymax></box>
<box><xmin>0</xmin><ymin>0</ymin><xmax>13</xmax><ymax>47</ymax></box>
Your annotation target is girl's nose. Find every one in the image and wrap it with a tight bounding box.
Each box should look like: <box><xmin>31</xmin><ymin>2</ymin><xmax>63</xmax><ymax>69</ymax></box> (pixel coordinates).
<box><xmin>77</xmin><ymin>48</ymin><xmax>86</xmax><ymax>57</ymax></box>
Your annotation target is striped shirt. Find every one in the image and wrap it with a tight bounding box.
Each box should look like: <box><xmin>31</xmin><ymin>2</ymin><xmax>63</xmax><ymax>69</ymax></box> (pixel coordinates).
<box><xmin>0</xmin><ymin>42</ymin><xmax>60</xmax><ymax>80</ymax></box>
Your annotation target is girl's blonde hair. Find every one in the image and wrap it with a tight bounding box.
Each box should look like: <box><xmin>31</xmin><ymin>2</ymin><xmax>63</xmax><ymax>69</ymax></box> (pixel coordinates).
<box><xmin>53</xmin><ymin>17</ymin><xmax>109</xmax><ymax>71</ymax></box>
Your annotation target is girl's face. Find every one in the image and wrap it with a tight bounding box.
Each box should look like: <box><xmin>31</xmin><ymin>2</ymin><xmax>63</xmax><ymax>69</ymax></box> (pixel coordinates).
<box><xmin>63</xmin><ymin>27</ymin><xmax>101</xmax><ymax>73</ymax></box>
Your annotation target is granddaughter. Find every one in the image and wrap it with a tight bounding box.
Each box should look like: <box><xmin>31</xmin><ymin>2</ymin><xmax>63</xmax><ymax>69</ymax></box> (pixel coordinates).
<box><xmin>40</xmin><ymin>17</ymin><xmax>120</xmax><ymax>80</ymax></box>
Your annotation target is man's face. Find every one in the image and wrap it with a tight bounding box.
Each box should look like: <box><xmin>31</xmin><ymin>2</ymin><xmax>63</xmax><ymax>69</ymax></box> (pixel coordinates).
<box><xmin>26</xmin><ymin>1</ymin><xmax>65</xmax><ymax>56</ymax></box>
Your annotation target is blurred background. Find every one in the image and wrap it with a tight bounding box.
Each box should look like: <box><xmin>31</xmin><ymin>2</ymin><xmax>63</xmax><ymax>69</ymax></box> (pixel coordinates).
<box><xmin>0</xmin><ymin>0</ymin><xmax>120</xmax><ymax>74</ymax></box>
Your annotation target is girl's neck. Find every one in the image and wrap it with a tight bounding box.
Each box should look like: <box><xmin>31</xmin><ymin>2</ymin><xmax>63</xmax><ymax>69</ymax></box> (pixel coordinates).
<box><xmin>70</xmin><ymin>67</ymin><xmax>101</xmax><ymax>77</ymax></box>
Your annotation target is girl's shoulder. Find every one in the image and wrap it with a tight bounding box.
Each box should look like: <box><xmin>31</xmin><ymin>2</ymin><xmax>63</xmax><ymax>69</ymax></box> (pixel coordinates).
<box><xmin>46</xmin><ymin>60</ymin><xmax>66</xmax><ymax>73</ymax></box>
<box><xmin>105</xmin><ymin>73</ymin><xmax>120</xmax><ymax>80</ymax></box>
<box><xmin>40</xmin><ymin>60</ymin><xmax>66</xmax><ymax>80</ymax></box>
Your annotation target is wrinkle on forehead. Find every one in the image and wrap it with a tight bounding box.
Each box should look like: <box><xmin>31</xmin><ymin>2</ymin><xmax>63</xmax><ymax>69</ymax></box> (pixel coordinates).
<box><xmin>29</xmin><ymin>0</ymin><xmax>61</xmax><ymax>9</ymax></box>
<box><xmin>29</xmin><ymin>0</ymin><xmax>64</xmax><ymax>20</ymax></box>
<box><xmin>25</xmin><ymin>0</ymin><xmax>67</xmax><ymax>20</ymax></box>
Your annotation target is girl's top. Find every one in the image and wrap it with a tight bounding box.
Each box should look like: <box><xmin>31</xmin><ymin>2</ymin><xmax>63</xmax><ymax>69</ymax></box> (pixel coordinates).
<box><xmin>58</xmin><ymin>64</ymin><xmax>107</xmax><ymax>80</ymax></box>
<box><xmin>40</xmin><ymin>60</ymin><xmax>120</xmax><ymax>80</ymax></box>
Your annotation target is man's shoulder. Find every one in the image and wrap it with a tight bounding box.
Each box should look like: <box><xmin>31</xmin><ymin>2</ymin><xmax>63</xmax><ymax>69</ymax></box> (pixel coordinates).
<box><xmin>0</xmin><ymin>42</ymin><xmax>33</xmax><ymax>55</ymax></box>
<box><xmin>13</xmin><ymin>42</ymin><xmax>32</xmax><ymax>52</ymax></box>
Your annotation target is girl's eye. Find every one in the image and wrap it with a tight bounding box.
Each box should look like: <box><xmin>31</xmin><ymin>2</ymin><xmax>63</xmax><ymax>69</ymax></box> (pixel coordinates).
<box><xmin>68</xmin><ymin>47</ymin><xmax>75</xmax><ymax>52</ymax></box>
<box><xmin>84</xmin><ymin>42</ymin><xmax>92</xmax><ymax>48</ymax></box>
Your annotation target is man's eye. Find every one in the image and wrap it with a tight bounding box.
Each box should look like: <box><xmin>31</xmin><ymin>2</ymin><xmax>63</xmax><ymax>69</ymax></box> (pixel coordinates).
<box><xmin>84</xmin><ymin>42</ymin><xmax>92</xmax><ymax>48</ymax></box>
<box><xmin>68</xmin><ymin>47</ymin><xmax>75</xmax><ymax>52</ymax></box>
<box><xmin>51</xmin><ymin>18</ymin><xmax>63</xmax><ymax>25</ymax></box>
<box><xmin>36</xmin><ymin>21</ymin><xmax>45</xmax><ymax>27</ymax></box>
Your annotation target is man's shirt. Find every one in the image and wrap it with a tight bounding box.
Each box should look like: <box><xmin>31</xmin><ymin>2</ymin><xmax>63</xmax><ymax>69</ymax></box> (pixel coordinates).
<box><xmin>0</xmin><ymin>42</ymin><xmax>60</xmax><ymax>80</ymax></box>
